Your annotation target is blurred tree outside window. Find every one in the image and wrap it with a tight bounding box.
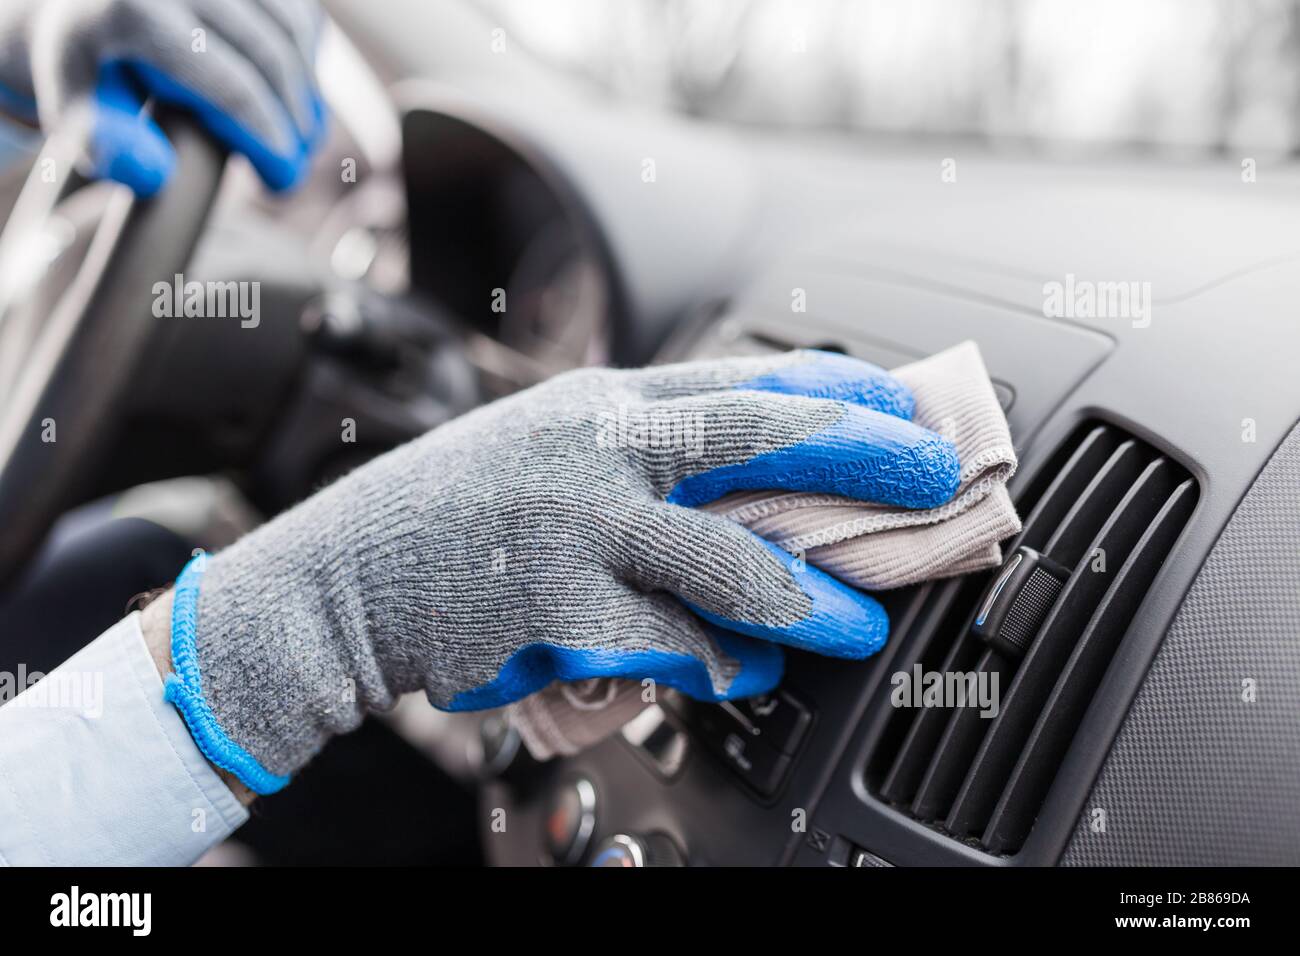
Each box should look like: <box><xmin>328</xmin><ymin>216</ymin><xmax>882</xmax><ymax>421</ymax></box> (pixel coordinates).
<box><xmin>478</xmin><ymin>0</ymin><xmax>1300</xmax><ymax>156</ymax></box>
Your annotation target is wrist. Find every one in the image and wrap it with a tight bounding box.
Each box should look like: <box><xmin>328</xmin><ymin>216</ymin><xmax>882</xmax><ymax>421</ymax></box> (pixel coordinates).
<box><xmin>140</xmin><ymin>585</ymin><xmax>256</xmax><ymax>806</ymax></box>
<box><xmin>139</xmin><ymin>588</ymin><xmax>174</xmax><ymax>682</ymax></box>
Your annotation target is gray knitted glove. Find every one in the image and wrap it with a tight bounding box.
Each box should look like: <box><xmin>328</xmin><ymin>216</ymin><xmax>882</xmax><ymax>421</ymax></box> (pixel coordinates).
<box><xmin>0</xmin><ymin>0</ymin><xmax>323</xmax><ymax>194</ymax></box>
<box><xmin>163</xmin><ymin>351</ymin><xmax>960</xmax><ymax>793</ymax></box>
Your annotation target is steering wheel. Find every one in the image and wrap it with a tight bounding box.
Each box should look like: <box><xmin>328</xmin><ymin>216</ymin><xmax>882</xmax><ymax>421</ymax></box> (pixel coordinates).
<box><xmin>0</xmin><ymin>108</ymin><xmax>227</xmax><ymax>588</ymax></box>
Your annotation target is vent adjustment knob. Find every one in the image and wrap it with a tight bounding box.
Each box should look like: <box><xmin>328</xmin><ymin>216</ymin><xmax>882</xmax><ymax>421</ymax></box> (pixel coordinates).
<box><xmin>971</xmin><ymin>546</ymin><xmax>1069</xmax><ymax>660</ymax></box>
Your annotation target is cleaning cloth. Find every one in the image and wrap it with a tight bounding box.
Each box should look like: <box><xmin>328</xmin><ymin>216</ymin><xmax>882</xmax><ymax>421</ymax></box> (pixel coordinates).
<box><xmin>706</xmin><ymin>340</ymin><xmax>1019</xmax><ymax>590</ymax></box>
<box><xmin>508</xmin><ymin>340</ymin><xmax>1021</xmax><ymax>759</ymax></box>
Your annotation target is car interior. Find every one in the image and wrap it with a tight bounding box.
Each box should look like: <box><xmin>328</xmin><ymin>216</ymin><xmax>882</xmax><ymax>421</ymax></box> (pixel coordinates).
<box><xmin>0</xmin><ymin>0</ymin><xmax>1297</xmax><ymax>868</ymax></box>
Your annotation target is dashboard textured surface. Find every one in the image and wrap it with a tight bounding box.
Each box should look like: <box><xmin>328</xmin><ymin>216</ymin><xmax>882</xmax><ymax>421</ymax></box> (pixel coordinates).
<box><xmin>1062</xmin><ymin>421</ymin><xmax>1300</xmax><ymax>865</ymax></box>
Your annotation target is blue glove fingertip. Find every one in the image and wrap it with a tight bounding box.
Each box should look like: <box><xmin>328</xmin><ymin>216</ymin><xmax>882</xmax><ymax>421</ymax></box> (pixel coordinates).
<box><xmin>89</xmin><ymin>104</ymin><xmax>176</xmax><ymax>197</ymax></box>
<box><xmin>668</xmin><ymin>403</ymin><xmax>961</xmax><ymax>509</ymax></box>
<box><xmin>91</xmin><ymin>64</ymin><xmax>176</xmax><ymax>197</ymax></box>
<box><xmin>706</xmin><ymin>626</ymin><xmax>785</xmax><ymax>699</ymax></box>
<box><xmin>739</xmin><ymin>350</ymin><xmax>915</xmax><ymax>419</ymax></box>
<box><xmin>685</xmin><ymin>539</ymin><xmax>890</xmax><ymax>660</ymax></box>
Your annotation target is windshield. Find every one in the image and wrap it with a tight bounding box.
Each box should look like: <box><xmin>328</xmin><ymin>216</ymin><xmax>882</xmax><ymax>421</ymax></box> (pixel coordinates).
<box><xmin>476</xmin><ymin>0</ymin><xmax>1299</xmax><ymax>157</ymax></box>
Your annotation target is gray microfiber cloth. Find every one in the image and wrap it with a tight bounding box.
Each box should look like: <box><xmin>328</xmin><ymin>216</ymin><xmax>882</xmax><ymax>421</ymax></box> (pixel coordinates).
<box><xmin>509</xmin><ymin>340</ymin><xmax>1020</xmax><ymax>760</ymax></box>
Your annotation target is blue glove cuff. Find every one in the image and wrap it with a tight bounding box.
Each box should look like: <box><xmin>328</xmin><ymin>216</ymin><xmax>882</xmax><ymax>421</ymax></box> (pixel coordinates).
<box><xmin>162</xmin><ymin>554</ymin><xmax>291</xmax><ymax>795</ymax></box>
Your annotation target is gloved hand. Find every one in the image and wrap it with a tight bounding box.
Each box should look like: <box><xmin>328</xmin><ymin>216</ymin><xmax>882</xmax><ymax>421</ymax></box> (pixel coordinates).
<box><xmin>162</xmin><ymin>351</ymin><xmax>961</xmax><ymax>793</ymax></box>
<box><xmin>0</xmin><ymin>0</ymin><xmax>324</xmax><ymax>195</ymax></box>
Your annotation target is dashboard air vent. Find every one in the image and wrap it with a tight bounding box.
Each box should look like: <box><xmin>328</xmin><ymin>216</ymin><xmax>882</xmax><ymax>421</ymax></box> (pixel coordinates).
<box><xmin>864</xmin><ymin>422</ymin><xmax>1198</xmax><ymax>855</ymax></box>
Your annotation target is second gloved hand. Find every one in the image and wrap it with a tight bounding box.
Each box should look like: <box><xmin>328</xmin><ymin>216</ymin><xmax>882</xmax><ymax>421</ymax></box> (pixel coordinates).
<box><xmin>163</xmin><ymin>351</ymin><xmax>960</xmax><ymax>793</ymax></box>
<box><xmin>0</xmin><ymin>0</ymin><xmax>324</xmax><ymax>194</ymax></box>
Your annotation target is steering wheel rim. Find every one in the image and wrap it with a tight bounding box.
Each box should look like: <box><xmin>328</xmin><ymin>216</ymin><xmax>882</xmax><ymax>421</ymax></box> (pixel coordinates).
<box><xmin>0</xmin><ymin>108</ymin><xmax>227</xmax><ymax>588</ymax></box>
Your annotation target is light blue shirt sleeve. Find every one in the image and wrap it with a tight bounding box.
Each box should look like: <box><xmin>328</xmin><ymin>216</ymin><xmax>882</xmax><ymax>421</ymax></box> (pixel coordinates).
<box><xmin>0</xmin><ymin>612</ymin><xmax>249</xmax><ymax>865</ymax></box>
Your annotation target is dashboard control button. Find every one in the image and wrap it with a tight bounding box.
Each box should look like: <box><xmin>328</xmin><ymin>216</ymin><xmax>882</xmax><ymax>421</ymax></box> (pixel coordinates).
<box><xmin>691</xmin><ymin>705</ymin><xmax>791</xmax><ymax>795</ymax></box>
<box><xmin>589</xmin><ymin>833</ymin><xmax>685</xmax><ymax>867</ymax></box>
<box><xmin>480</xmin><ymin>714</ymin><xmax>547</xmax><ymax>787</ymax></box>
<box><xmin>544</xmin><ymin>778</ymin><xmax>597</xmax><ymax>865</ymax></box>
<box><xmin>479</xmin><ymin>713</ymin><xmax>522</xmax><ymax>776</ymax></box>
<box><xmin>729</xmin><ymin>689</ymin><xmax>811</xmax><ymax>754</ymax></box>
<box><xmin>620</xmin><ymin>704</ymin><xmax>690</xmax><ymax>778</ymax></box>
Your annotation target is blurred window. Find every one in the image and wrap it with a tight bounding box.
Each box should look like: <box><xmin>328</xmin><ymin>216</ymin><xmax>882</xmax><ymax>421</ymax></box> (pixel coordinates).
<box><xmin>478</xmin><ymin>0</ymin><xmax>1300</xmax><ymax>156</ymax></box>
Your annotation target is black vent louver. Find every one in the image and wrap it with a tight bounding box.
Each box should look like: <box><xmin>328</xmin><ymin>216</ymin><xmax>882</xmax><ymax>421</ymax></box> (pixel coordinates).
<box><xmin>864</xmin><ymin>422</ymin><xmax>1198</xmax><ymax>856</ymax></box>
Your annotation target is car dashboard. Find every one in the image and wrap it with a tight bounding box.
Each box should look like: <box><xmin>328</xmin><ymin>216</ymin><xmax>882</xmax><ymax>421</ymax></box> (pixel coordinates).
<box><xmin>456</xmin><ymin>140</ymin><xmax>1300</xmax><ymax>865</ymax></box>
